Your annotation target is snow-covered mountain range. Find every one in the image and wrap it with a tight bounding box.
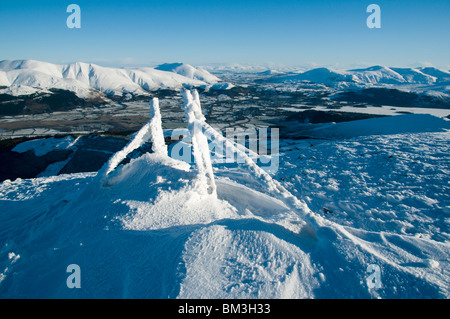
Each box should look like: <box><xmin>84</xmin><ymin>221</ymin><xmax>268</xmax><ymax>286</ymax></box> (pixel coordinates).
<box><xmin>2</xmin><ymin>60</ymin><xmax>450</xmax><ymax>100</ymax></box>
<box><xmin>0</xmin><ymin>60</ymin><xmax>221</xmax><ymax>98</ymax></box>
<box><xmin>267</xmin><ymin>65</ymin><xmax>450</xmax><ymax>88</ymax></box>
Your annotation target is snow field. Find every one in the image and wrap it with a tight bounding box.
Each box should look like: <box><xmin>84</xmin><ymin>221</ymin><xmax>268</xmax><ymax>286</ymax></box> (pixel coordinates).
<box><xmin>179</xmin><ymin>225</ymin><xmax>318</xmax><ymax>298</ymax></box>
<box><xmin>12</xmin><ymin>136</ymin><xmax>76</xmax><ymax>157</ymax></box>
<box><xmin>278</xmin><ymin>131</ymin><xmax>450</xmax><ymax>241</ymax></box>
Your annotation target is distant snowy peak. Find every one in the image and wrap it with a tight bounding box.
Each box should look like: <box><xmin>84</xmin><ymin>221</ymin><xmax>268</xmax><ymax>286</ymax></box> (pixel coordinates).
<box><xmin>269</xmin><ymin>68</ymin><xmax>356</xmax><ymax>89</ymax></box>
<box><xmin>200</xmin><ymin>63</ymin><xmax>272</xmax><ymax>73</ymax></box>
<box><xmin>268</xmin><ymin>65</ymin><xmax>450</xmax><ymax>87</ymax></box>
<box><xmin>281</xmin><ymin>68</ymin><xmax>355</xmax><ymax>83</ymax></box>
<box><xmin>349</xmin><ymin>66</ymin><xmax>436</xmax><ymax>85</ymax></box>
<box><xmin>258</xmin><ymin>69</ymin><xmax>286</xmax><ymax>76</ymax></box>
<box><xmin>155</xmin><ymin>63</ymin><xmax>220</xmax><ymax>83</ymax></box>
<box><xmin>0</xmin><ymin>60</ymin><xmax>221</xmax><ymax>98</ymax></box>
<box><xmin>348</xmin><ymin>65</ymin><xmax>407</xmax><ymax>84</ymax></box>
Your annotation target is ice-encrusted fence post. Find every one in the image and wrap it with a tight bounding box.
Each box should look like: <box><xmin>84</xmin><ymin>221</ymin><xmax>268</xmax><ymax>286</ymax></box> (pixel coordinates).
<box><xmin>149</xmin><ymin>97</ymin><xmax>167</xmax><ymax>155</ymax></box>
<box><xmin>181</xmin><ymin>89</ymin><xmax>322</xmax><ymax>230</ymax></box>
<box><xmin>99</xmin><ymin>97</ymin><xmax>167</xmax><ymax>183</ymax></box>
<box><xmin>181</xmin><ymin>89</ymin><xmax>217</xmax><ymax>196</ymax></box>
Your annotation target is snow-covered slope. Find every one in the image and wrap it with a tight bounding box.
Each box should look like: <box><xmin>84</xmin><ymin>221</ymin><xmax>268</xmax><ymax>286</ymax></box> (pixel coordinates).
<box><xmin>287</xmin><ymin>113</ymin><xmax>450</xmax><ymax>140</ymax></box>
<box><xmin>390</xmin><ymin>67</ymin><xmax>436</xmax><ymax>84</ymax></box>
<box><xmin>348</xmin><ymin>65</ymin><xmax>407</xmax><ymax>84</ymax></box>
<box><xmin>12</xmin><ymin>136</ymin><xmax>76</xmax><ymax>157</ymax></box>
<box><xmin>0</xmin><ymin>60</ymin><xmax>220</xmax><ymax>98</ymax></box>
<box><xmin>0</xmin><ymin>94</ymin><xmax>449</xmax><ymax>298</ymax></box>
<box><xmin>418</xmin><ymin>67</ymin><xmax>450</xmax><ymax>83</ymax></box>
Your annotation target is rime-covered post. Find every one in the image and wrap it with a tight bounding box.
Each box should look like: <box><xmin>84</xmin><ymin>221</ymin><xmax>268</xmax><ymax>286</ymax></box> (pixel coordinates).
<box><xmin>99</xmin><ymin>97</ymin><xmax>167</xmax><ymax>182</ymax></box>
<box><xmin>181</xmin><ymin>90</ymin><xmax>216</xmax><ymax>196</ymax></box>
<box><xmin>149</xmin><ymin>97</ymin><xmax>167</xmax><ymax>155</ymax></box>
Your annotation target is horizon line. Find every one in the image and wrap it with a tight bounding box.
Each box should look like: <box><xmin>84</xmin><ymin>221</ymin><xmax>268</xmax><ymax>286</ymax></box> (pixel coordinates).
<box><xmin>1</xmin><ymin>58</ymin><xmax>449</xmax><ymax>72</ymax></box>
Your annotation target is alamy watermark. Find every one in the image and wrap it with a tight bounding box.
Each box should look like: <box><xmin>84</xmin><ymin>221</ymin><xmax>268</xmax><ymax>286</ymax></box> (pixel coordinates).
<box><xmin>66</xmin><ymin>4</ymin><xmax>81</xmax><ymax>29</ymax></box>
<box><xmin>366</xmin><ymin>264</ymin><xmax>382</xmax><ymax>290</ymax></box>
<box><xmin>66</xmin><ymin>264</ymin><xmax>81</xmax><ymax>288</ymax></box>
<box><xmin>366</xmin><ymin>4</ymin><xmax>381</xmax><ymax>29</ymax></box>
<box><xmin>65</xmin><ymin>4</ymin><xmax>379</xmax><ymax>29</ymax></box>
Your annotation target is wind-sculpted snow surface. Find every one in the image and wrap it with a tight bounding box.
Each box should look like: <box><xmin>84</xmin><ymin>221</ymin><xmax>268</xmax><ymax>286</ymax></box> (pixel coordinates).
<box><xmin>179</xmin><ymin>225</ymin><xmax>319</xmax><ymax>298</ymax></box>
<box><xmin>0</xmin><ymin>95</ymin><xmax>449</xmax><ymax>298</ymax></box>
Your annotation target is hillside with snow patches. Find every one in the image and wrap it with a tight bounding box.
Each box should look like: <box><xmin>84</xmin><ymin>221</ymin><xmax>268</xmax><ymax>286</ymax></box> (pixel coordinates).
<box><xmin>0</xmin><ymin>60</ymin><xmax>221</xmax><ymax>98</ymax></box>
<box><xmin>0</xmin><ymin>90</ymin><xmax>449</xmax><ymax>298</ymax></box>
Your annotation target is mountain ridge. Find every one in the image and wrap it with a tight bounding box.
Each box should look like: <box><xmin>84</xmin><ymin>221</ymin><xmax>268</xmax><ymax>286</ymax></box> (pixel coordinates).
<box><xmin>0</xmin><ymin>59</ymin><xmax>221</xmax><ymax>98</ymax></box>
<box><xmin>267</xmin><ymin>65</ymin><xmax>450</xmax><ymax>87</ymax></box>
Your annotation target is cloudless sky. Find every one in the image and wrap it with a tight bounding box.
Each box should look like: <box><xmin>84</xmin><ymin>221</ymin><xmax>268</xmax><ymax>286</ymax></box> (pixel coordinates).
<box><xmin>0</xmin><ymin>0</ymin><xmax>449</xmax><ymax>69</ymax></box>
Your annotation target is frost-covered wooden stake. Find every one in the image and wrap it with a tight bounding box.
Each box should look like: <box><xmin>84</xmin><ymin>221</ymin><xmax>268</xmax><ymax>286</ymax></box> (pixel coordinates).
<box><xmin>100</xmin><ymin>97</ymin><xmax>167</xmax><ymax>182</ymax></box>
<box><xmin>149</xmin><ymin>97</ymin><xmax>168</xmax><ymax>155</ymax></box>
<box><xmin>181</xmin><ymin>89</ymin><xmax>216</xmax><ymax>196</ymax></box>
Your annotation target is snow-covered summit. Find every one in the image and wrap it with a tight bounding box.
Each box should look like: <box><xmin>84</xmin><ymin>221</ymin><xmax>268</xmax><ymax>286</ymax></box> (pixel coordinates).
<box><xmin>155</xmin><ymin>62</ymin><xmax>220</xmax><ymax>83</ymax></box>
<box><xmin>348</xmin><ymin>65</ymin><xmax>408</xmax><ymax>84</ymax></box>
<box><xmin>272</xmin><ymin>67</ymin><xmax>356</xmax><ymax>86</ymax></box>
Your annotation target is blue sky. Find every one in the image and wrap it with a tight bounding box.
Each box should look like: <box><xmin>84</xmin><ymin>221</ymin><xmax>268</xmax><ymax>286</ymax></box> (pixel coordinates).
<box><xmin>0</xmin><ymin>0</ymin><xmax>449</xmax><ymax>69</ymax></box>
